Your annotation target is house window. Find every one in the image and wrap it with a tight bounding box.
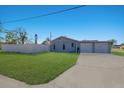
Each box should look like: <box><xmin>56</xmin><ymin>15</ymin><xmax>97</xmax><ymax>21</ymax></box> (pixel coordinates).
<box><xmin>63</xmin><ymin>44</ymin><xmax>65</xmax><ymax>50</ymax></box>
<box><xmin>53</xmin><ymin>44</ymin><xmax>55</xmax><ymax>50</ymax></box>
<box><xmin>71</xmin><ymin>43</ymin><xmax>74</xmax><ymax>47</ymax></box>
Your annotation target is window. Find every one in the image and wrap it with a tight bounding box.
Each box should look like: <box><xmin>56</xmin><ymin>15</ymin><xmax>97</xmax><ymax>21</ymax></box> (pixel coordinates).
<box><xmin>71</xmin><ymin>43</ymin><xmax>74</xmax><ymax>47</ymax></box>
<box><xmin>53</xmin><ymin>44</ymin><xmax>55</xmax><ymax>50</ymax></box>
<box><xmin>63</xmin><ymin>44</ymin><xmax>65</xmax><ymax>50</ymax></box>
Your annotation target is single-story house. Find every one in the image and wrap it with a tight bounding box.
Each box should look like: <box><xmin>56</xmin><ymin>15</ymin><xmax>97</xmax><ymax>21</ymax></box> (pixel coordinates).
<box><xmin>113</xmin><ymin>45</ymin><xmax>121</xmax><ymax>48</ymax></box>
<box><xmin>120</xmin><ymin>44</ymin><xmax>124</xmax><ymax>49</ymax></box>
<box><xmin>50</xmin><ymin>36</ymin><xmax>113</xmax><ymax>53</ymax></box>
<box><xmin>113</xmin><ymin>44</ymin><xmax>124</xmax><ymax>49</ymax></box>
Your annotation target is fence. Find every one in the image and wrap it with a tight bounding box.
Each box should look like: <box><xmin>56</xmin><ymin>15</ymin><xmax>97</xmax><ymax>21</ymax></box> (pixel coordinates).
<box><xmin>1</xmin><ymin>44</ymin><xmax>50</xmax><ymax>53</ymax></box>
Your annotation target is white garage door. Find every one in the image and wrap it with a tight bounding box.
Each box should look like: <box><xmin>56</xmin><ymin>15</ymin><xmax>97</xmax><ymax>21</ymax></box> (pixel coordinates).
<box><xmin>80</xmin><ymin>43</ymin><xmax>93</xmax><ymax>53</ymax></box>
<box><xmin>94</xmin><ymin>43</ymin><xmax>109</xmax><ymax>53</ymax></box>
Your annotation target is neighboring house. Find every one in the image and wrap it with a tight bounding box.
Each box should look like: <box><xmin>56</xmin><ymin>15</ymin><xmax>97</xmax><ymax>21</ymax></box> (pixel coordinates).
<box><xmin>50</xmin><ymin>36</ymin><xmax>113</xmax><ymax>53</ymax></box>
<box><xmin>113</xmin><ymin>45</ymin><xmax>121</xmax><ymax>48</ymax></box>
<box><xmin>120</xmin><ymin>44</ymin><xmax>124</xmax><ymax>49</ymax></box>
<box><xmin>113</xmin><ymin>44</ymin><xmax>124</xmax><ymax>49</ymax></box>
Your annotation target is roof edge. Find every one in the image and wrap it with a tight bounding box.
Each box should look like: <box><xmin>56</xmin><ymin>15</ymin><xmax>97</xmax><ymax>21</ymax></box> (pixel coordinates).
<box><xmin>51</xmin><ymin>36</ymin><xmax>80</xmax><ymax>42</ymax></box>
<box><xmin>51</xmin><ymin>36</ymin><xmax>113</xmax><ymax>43</ymax></box>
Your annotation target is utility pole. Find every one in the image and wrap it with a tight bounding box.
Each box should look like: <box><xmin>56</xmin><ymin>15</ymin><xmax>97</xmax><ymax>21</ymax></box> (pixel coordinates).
<box><xmin>49</xmin><ymin>32</ymin><xmax>52</xmax><ymax>45</ymax></box>
<box><xmin>35</xmin><ymin>34</ymin><xmax>38</xmax><ymax>44</ymax></box>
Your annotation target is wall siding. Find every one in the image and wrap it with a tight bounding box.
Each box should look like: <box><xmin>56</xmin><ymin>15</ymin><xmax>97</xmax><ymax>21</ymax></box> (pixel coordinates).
<box><xmin>50</xmin><ymin>38</ymin><xmax>80</xmax><ymax>52</ymax></box>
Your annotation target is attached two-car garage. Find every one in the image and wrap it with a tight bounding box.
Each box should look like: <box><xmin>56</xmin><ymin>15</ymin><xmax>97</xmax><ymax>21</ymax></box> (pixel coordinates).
<box><xmin>80</xmin><ymin>41</ymin><xmax>112</xmax><ymax>53</ymax></box>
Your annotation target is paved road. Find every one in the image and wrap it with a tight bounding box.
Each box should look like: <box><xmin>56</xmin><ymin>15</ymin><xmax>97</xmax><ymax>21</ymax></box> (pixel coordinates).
<box><xmin>0</xmin><ymin>53</ymin><xmax>124</xmax><ymax>88</ymax></box>
<box><xmin>0</xmin><ymin>75</ymin><xmax>28</xmax><ymax>88</ymax></box>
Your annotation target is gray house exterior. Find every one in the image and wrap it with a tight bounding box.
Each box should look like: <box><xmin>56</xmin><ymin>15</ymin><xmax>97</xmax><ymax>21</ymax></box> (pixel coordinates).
<box><xmin>50</xmin><ymin>36</ymin><xmax>113</xmax><ymax>53</ymax></box>
<box><xmin>50</xmin><ymin>36</ymin><xmax>80</xmax><ymax>52</ymax></box>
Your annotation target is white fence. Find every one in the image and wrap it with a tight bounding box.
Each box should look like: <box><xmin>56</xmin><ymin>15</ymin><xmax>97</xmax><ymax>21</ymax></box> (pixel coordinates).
<box><xmin>1</xmin><ymin>44</ymin><xmax>50</xmax><ymax>53</ymax></box>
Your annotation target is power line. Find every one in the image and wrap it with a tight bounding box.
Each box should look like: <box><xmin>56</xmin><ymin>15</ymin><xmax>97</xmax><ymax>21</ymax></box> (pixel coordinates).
<box><xmin>2</xmin><ymin>5</ymin><xmax>86</xmax><ymax>24</ymax></box>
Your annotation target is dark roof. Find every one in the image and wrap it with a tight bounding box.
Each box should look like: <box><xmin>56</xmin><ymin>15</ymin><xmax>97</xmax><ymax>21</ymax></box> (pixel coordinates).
<box><xmin>51</xmin><ymin>36</ymin><xmax>113</xmax><ymax>43</ymax></box>
<box><xmin>114</xmin><ymin>45</ymin><xmax>121</xmax><ymax>46</ymax></box>
<box><xmin>113</xmin><ymin>45</ymin><xmax>121</xmax><ymax>48</ymax></box>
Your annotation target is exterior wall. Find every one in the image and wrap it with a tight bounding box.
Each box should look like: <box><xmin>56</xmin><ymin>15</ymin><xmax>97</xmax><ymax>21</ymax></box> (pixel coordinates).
<box><xmin>1</xmin><ymin>44</ymin><xmax>49</xmax><ymax>53</ymax></box>
<box><xmin>50</xmin><ymin>38</ymin><xmax>79</xmax><ymax>52</ymax></box>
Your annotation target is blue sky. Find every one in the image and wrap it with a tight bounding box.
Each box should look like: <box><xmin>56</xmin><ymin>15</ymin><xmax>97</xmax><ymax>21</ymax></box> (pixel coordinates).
<box><xmin>0</xmin><ymin>5</ymin><xmax>124</xmax><ymax>44</ymax></box>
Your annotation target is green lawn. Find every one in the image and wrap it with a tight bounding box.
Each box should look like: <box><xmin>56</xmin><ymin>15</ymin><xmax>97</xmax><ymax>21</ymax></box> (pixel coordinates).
<box><xmin>0</xmin><ymin>52</ymin><xmax>79</xmax><ymax>85</ymax></box>
<box><xmin>112</xmin><ymin>48</ymin><xmax>124</xmax><ymax>56</ymax></box>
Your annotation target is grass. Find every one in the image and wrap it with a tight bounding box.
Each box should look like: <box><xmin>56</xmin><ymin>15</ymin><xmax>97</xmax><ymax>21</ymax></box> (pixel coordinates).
<box><xmin>0</xmin><ymin>52</ymin><xmax>79</xmax><ymax>85</ymax></box>
<box><xmin>112</xmin><ymin>48</ymin><xmax>124</xmax><ymax>56</ymax></box>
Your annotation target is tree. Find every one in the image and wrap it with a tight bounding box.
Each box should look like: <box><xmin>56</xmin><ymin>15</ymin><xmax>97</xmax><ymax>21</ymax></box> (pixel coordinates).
<box><xmin>42</xmin><ymin>37</ymin><xmax>50</xmax><ymax>45</ymax></box>
<box><xmin>0</xmin><ymin>37</ymin><xmax>4</xmax><ymax>42</ymax></box>
<box><xmin>5</xmin><ymin>31</ymin><xmax>18</xmax><ymax>44</ymax></box>
<box><xmin>0</xmin><ymin>23</ymin><xmax>4</xmax><ymax>42</ymax></box>
<box><xmin>4</xmin><ymin>27</ymin><xmax>28</xmax><ymax>44</ymax></box>
<box><xmin>17</xmin><ymin>28</ymin><xmax>28</xmax><ymax>44</ymax></box>
<box><xmin>108</xmin><ymin>39</ymin><xmax>117</xmax><ymax>45</ymax></box>
<box><xmin>0</xmin><ymin>23</ymin><xmax>10</xmax><ymax>42</ymax></box>
<box><xmin>1</xmin><ymin>26</ymin><xmax>28</xmax><ymax>44</ymax></box>
<box><xmin>0</xmin><ymin>23</ymin><xmax>5</xmax><ymax>49</ymax></box>
<box><xmin>18</xmin><ymin>31</ymin><xmax>27</xmax><ymax>44</ymax></box>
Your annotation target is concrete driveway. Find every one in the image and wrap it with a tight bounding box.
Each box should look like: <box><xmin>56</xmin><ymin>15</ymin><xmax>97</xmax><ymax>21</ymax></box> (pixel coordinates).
<box><xmin>0</xmin><ymin>53</ymin><xmax>124</xmax><ymax>88</ymax></box>
<box><xmin>43</xmin><ymin>53</ymin><xmax>124</xmax><ymax>88</ymax></box>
